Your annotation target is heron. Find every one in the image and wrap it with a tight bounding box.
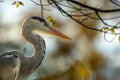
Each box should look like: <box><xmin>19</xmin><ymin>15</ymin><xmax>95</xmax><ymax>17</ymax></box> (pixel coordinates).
<box><xmin>0</xmin><ymin>51</ymin><xmax>21</xmax><ymax>80</ymax></box>
<box><xmin>0</xmin><ymin>16</ymin><xmax>71</xmax><ymax>80</ymax></box>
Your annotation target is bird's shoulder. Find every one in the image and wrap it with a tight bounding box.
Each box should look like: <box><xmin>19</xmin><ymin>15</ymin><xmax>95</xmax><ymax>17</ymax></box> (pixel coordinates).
<box><xmin>0</xmin><ymin>50</ymin><xmax>23</xmax><ymax>58</ymax></box>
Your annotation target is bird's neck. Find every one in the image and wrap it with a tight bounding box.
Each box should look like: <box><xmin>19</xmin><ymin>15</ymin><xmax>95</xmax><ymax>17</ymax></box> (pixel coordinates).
<box><xmin>22</xmin><ymin>20</ymin><xmax>46</xmax><ymax>70</ymax></box>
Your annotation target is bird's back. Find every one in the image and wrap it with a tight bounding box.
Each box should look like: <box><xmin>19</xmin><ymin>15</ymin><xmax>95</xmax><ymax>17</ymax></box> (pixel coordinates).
<box><xmin>0</xmin><ymin>50</ymin><xmax>21</xmax><ymax>80</ymax></box>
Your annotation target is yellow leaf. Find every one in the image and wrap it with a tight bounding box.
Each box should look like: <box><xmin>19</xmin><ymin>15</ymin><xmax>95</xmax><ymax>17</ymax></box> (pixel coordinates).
<box><xmin>109</xmin><ymin>28</ymin><xmax>115</xmax><ymax>34</ymax></box>
<box><xmin>46</xmin><ymin>16</ymin><xmax>56</xmax><ymax>26</ymax></box>
<box><xmin>75</xmin><ymin>63</ymin><xmax>91</xmax><ymax>79</ymax></box>
<box><xmin>15</xmin><ymin>2</ymin><xmax>19</xmax><ymax>8</ymax></box>
<box><xmin>101</xmin><ymin>27</ymin><xmax>109</xmax><ymax>31</ymax></box>
<box><xmin>46</xmin><ymin>16</ymin><xmax>52</xmax><ymax>22</ymax></box>
<box><xmin>12</xmin><ymin>1</ymin><xmax>24</xmax><ymax>8</ymax></box>
<box><xmin>104</xmin><ymin>27</ymin><xmax>109</xmax><ymax>31</ymax></box>
<box><xmin>118</xmin><ymin>36</ymin><xmax>120</xmax><ymax>42</ymax></box>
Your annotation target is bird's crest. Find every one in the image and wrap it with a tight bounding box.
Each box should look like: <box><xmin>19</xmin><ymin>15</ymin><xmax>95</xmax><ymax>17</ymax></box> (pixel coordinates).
<box><xmin>31</xmin><ymin>16</ymin><xmax>46</xmax><ymax>23</ymax></box>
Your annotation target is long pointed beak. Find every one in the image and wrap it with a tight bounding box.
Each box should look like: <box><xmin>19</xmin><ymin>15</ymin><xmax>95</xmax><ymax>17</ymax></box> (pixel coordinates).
<box><xmin>49</xmin><ymin>27</ymin><xmax>72</xmax><ymax>40</ymax></box>
<box><xmin>31</xmin><ymin>17</ymin><xmax>71</xmax><ymax>40</ymax></box>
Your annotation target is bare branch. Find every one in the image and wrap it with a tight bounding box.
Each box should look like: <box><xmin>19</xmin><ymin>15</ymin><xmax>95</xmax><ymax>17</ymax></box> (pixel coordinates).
<box><xmin>29</xmin><ymin>0</ymin><xmax>120</xmax><ymax>42</ymax></box>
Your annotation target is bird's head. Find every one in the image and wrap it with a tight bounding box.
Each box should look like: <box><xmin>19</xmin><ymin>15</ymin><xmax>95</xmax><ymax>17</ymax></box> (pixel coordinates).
<box><xmin>27</xmin><ymin>16</ymin><xmax>71</xmax><ymax>40</ymax></box>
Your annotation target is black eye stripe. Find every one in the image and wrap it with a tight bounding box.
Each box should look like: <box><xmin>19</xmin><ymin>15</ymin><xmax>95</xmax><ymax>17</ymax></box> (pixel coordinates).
<box><xmin>31</xmin><ymin>16</ymin><xmax>51</xmax><ymax>29</ymax></box>
<box><xmin>31</xmin><ymin>16</ymin><xmax>46</xmax><ymax>23</ymax></box>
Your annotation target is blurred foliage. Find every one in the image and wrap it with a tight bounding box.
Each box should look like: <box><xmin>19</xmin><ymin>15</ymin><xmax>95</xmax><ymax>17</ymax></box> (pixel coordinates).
<box><xmin>36</xmin><ymin>52</ymin><xmax>107</xmax><ymax>80</ymax></box>
<box><xmin>35</xmin><ymin>14</ymin><xmax>109</xmax><ymax>80</ymax></box>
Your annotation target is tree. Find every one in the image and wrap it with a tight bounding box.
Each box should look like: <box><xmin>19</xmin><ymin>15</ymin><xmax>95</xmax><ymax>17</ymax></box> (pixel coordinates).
<box><xmin>29</xmin><ymin>0</ymin><xmax>120</xmax><ymax>42</ymax></box>
<box><xmin>2</xmin><ymin>0</ymin><xmax>120</xmax><ymax>39</ymax></box>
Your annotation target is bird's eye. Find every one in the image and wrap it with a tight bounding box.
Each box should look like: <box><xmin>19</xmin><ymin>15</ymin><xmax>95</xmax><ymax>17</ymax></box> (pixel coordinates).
<box><xmin>43</xmin><ymin>22</ymin><xmax>49</xmax><ymax>27</ymax></box>
<box><xmin>13</xmin><ymin>55</ymin><xmax>18</xmax><ymax>58</ymax></box>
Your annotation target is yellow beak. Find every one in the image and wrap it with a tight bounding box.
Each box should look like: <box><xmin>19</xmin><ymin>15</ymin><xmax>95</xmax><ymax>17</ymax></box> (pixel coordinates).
<box><xmin>49</xmin><ymin>27</ymin><xmax>72</xmax><ymax>40</ymax></box>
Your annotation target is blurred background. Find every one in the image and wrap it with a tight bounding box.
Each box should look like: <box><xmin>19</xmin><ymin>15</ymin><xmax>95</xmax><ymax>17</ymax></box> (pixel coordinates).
<box><xmin>1</xmin><ymin>0</ymin><xmax>120</xmax><ymax>80</ymax></box>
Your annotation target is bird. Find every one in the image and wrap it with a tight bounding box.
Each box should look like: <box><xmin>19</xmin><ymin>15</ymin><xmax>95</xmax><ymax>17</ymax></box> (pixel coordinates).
<box><xmin>0</xmin><ymin>16</ymin><xmax>71</xmax><ymax>80</ymax></box>
<box><xmin>0</xmin><ymin>51</ymin><xmax>21</xmax><ymax>80</ymax></box>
